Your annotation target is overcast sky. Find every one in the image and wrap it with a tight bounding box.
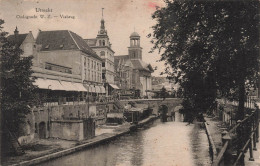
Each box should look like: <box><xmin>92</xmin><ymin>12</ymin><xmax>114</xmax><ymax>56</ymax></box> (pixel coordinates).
<box><xmin>0</xmin><ymin>0</ymin><xmax>165</xmax><ymax>76</ymax></box>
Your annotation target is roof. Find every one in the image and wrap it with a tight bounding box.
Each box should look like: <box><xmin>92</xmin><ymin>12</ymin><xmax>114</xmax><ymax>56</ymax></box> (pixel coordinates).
<box><xmin>84</xmin><ymin>39</ymin><xmax>97</xmax><ymax>47</ymax></box>
<box><xmin>115</xmin><ymin>55</ymin><xmax>130</xmax><ymax>60</ymax></box>
<box><xmin>114</xmin><ymin>58</ymin><xmax>120</xmax><ymax>69</ymax></box>
<box><xmin>36</xmin><ymin>30</ymin><xmax>102</xmax><ymax>61</ymax></box>
<box><xmin>7</xmin><ymin>33</ymin><xmax>28</xmax><ymax>47</ymax></box>
<box><xmin>114</xmin><ymin>55</ymin><xmax>130</xmax><ymax>69</ymax></box>
<box><xmin>130</xmin><ymin>32</ymin><xmax>140</xmax><ymax>37</ymax></box>
<box><xmin>131</xmin><ymin>59</ymin><xmax>153</xmax><ymax>72</ymax></box>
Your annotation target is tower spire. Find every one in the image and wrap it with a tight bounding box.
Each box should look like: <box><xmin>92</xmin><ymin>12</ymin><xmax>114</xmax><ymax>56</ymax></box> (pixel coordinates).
<box><xmin>14</xmin><ymin>26</ymin><xmax>19</xmax><ymax>35</ymax></box>
<box><xmin>98</xmin><ymin>8</ymin><xmax>107</xmax><ymax>36</ymax></box>
<box><xmin>102</xmin><ymin>8</ymin><xmax>104</xmax><ymax>18</ymax></box>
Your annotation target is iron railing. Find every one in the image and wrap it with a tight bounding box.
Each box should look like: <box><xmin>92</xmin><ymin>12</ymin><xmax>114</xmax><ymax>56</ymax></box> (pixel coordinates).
<box><xmin>212</xmin><ymin>108</ymin><xmax>259</xmax><ymax>166</ymax></box>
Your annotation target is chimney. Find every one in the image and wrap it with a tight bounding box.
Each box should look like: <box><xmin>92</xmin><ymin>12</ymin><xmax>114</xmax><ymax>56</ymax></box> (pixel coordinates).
<box><xmin>14</xmin><ymin>26</ymin><xmax>19</xmax><ymax>35</ymax></box>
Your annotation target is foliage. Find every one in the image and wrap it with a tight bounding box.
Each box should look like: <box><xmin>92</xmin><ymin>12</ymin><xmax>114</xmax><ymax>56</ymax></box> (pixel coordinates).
<box><xmin>160</xmin><ymin>86</ymin><xmax>168</xmax><ymax>99</ymax></box>
<box><xmin>150</xmin><ymin>0</ymin><xmax>259</xmax><ymax>121</ymax></box>
<box><xmin>0</xmin><ymin>19</ymin><xmax>38</xmax><ymax>133</ymax></box>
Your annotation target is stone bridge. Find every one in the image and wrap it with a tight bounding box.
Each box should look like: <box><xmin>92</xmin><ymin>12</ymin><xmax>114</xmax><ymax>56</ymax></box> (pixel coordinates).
<box><xmin>120</xmin><ymin>98</ymin><xmax>183</xmax><ymax>115</ymax></box>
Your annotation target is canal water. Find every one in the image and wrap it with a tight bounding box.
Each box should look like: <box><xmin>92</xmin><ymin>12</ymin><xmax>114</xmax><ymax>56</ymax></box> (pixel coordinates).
<box><xmin>40</xmin><ymin>114</ymin><xmax>211</xmax><ymax>166</ymax></box>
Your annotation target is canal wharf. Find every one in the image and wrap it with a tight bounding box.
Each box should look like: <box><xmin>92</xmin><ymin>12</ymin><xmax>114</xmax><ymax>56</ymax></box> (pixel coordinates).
<box><xmin>6</xmin><ymin>116</ymin><xmax>157</xmax><ymax>166</ymax></box>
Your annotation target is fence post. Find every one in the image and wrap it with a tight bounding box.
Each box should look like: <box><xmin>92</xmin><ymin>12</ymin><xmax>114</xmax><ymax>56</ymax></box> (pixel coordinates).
<box><xmin>248</xmin><ymin>115</ymin><xmax>254</xmax><ymax>161</ymax></box>
<box><xmin>256</xmin><ymin>108</ymin><xmax>259</xmax><ymax>142</ymax></box>
<box><xmin>222</xmin><ymin>133</ymin><xmax>232</xmax><ymax>165</ymax></box>
<box><xmin>252</xmin><ymin>111</ymin><xmax>257</xmax><ymax>151</ymax></box>
<box><xmin>237</xmin><ymin>120</ymin><xmax>245</xmax><ymax>165</ymax></box>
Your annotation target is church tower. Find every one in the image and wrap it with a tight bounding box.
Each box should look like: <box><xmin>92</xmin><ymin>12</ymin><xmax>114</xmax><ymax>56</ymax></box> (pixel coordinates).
<box><xmin>96</xmin><ymin>8</ymin><xmax>111</xmax><ymax>47</ymax></box>
<box><xmin>128</xmin><ymin>32</ymin><xmax>142</xmax><ymax>60</ymax></box>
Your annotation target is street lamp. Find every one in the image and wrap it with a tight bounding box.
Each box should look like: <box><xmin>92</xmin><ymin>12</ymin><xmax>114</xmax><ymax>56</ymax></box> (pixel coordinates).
<box><xmin>47</xmin><ymin>85</ymin><xmax>51</xmax><ymax>135</ymax></box>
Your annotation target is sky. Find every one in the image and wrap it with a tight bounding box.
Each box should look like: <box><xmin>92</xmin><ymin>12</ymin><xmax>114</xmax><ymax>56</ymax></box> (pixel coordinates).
<box><xmin>0</xmin><ymin>0</ymin><xmax>166</xmax><ymax>76</ymax></box>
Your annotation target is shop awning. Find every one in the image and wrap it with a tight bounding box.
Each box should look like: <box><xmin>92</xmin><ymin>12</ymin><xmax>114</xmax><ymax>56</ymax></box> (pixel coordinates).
<box><xmin>109</xmin><ymin>83</ymin><xmax>120</xmax><ymax>89</ymax></box>
<box><xmin>60</xmin><ymin>81</ymin><xmax>78</xmax><ymax>91</ymax></box>
<box><xmin>48</xmin><ymin>80</ymin><xmax>64</xmax><ymax>90</ymax></box>
<box><xmin>90</xmin><ymin>85</ymin><xmax>95</xmax><ymax>93</ymax></box>
<box><xmin>33</xmin><ymin>78</ymin><xmax>64</xmax><ymax>90</ymax></box>
<box><xmin>101</xmin><ymin>86</ymin><xmax>106</xmax><ymax>93</ymax></box>
<box><xmin>95</xmin><ymin>86</ymin><xmax>101</xmax><ymax>93</ymax></box>
<box><xmin>33</xmin><ymin>78</ymin><xmax>49</xmax><ymax>89</ymax></box>
<box><xmin>72</xmin><ymin>83</ymin><xmax>88</xmax><ymax>92</ymax></box>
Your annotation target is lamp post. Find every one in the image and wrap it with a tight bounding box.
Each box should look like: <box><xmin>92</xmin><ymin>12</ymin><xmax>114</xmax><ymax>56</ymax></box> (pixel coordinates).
<box><xmin>47</xmin><ymin>85</ymin><xmax>51</xmax><ymax>136</ymax></box>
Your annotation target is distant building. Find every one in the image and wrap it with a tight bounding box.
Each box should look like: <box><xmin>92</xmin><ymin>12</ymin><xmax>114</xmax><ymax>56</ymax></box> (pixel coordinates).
<box><xmin>115</xmin><ymin>32</ymin><xmax>154</xmax><ymax>97</ymax></box>
<box><xmin>152</xmin><ymin>76</ymin><xmax>179</xmax><ymax>97</ymax></box>
<box><xmin>85</xmin><ymin>15</ymin><xmax>118</xmax><ymax>96</ymax></box>
<box><xmin>114</xmin><ymin>56</ymin><xmax>133</xmax><ymax>93</ymax></box>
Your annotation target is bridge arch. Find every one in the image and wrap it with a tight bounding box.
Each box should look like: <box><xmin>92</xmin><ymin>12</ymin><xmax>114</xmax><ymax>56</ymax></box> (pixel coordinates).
<box><xmin>158</xmin><ymin>105</ymin><xmax>169</xmax><ymax>122</ymax></box>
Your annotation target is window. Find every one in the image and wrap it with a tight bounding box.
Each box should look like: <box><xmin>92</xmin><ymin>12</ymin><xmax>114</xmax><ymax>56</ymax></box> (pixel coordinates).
<box><xmin>35</xmin><ymin>123</ymin><xmax>38</xmax><ymax>133</ymax></box>
<box><xmin>99</xmin><ymin>40</ymin><xmax>102</xmax><ymax>46</ymax></box>
<box><xmin>85</xmin><ymin>69</ymin><xmax>87</xmax><ymax>79</ymax></box>
<box><xmin>87</xmin><ymin>59</ymin><xmax>90</xmax><ymax>68</ymax></box>
<box><xmin>91</xmin><ymin>60</ymin><xmax>93</xmax><ymax>69</ymax></box>
<box><xmin>45</xmin><ymin>62</ymin><xmax>72</xmax><ymax>74</ymax></box>
<box><xmin>103</xmin><ymin>40</ymin><xmax>105</xmax><ymax>46</ymax></box>
<box><xmin>100</xmin><ymin>51</ymin><xmax>105</xmax><ymax>56</ymax></box>
<box><xmin>102</xmin><ymin>73</ymin><xmax>105</xmax><ymax>80</ymax></box>
<box><xmin>84</xmin><ymin>57</ymin><xmax>86</xmax><ymax>66</ymax></box>
<box><xmin>94</xmin><ymin>62</ymin><xmax>96</xmax><ymax>70</ymax></box>
<box><xmin>102</xmin><ymin>62</ymin><xmax>105</xmax><ymax>67</ymax></box>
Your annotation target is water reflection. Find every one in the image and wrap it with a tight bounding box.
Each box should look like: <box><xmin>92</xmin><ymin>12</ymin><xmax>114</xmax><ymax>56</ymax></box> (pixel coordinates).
<box><xmin>40</xmin><ymin>119</ymin><xmax>210</xmax><ymax>166</ymax></box>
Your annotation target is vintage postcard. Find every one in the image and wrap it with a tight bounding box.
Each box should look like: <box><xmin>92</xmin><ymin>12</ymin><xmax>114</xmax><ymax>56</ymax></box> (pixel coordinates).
<box><xmin>0</xmin><ymin>0</ymin><xmax>260</xmax><ymax>166</ymax></box>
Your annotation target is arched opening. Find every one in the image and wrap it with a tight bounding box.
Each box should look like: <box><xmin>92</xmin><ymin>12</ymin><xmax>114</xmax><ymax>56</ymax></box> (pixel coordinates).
<box><xmin>39</xmin><ymin>122</ymin><xmax>46</xmax><ymax>139</ymax></box>
<box><xmin>159</xmin><ymin>105</ymin><xmax>168</xmax><ymax>122</ymax></box>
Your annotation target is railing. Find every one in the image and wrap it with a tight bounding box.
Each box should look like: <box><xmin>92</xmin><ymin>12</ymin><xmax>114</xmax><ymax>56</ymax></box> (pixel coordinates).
<box><xmin>212</xmin><ymin>108</ymin><xmax>259</xmax><ymax>166</ymax></box>
<box><xmin>36</xmin><ymin>96</ymin><xmax>119</xmax><ymax>106</ymax></box>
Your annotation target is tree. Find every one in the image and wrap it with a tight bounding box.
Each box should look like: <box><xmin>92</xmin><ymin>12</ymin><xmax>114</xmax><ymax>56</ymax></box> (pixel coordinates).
<box><xmin>160</xmin><ymin>86</ymin><xmax>168</xmax><ymax>99</ymax></box>
<box><xmin>0</xmin><ymin>19</ymin><xmax>38</xmax><ymax>133</ymax></box>
<box><xmin>150</xmin><ymin>0</ymin><xmax>259</xmax><ymax>121</ymax></box>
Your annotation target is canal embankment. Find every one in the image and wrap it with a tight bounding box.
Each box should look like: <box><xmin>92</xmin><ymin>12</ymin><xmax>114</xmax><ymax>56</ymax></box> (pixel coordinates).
<box><xmin>3</xmin><ymin>115</ymin><xmax>157</xmax><ymax>166</ymax></box>
<box><xmin>203</xmin><ymin>116</ymin><xmax>228</xmax><ymax>163</ymax></box>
